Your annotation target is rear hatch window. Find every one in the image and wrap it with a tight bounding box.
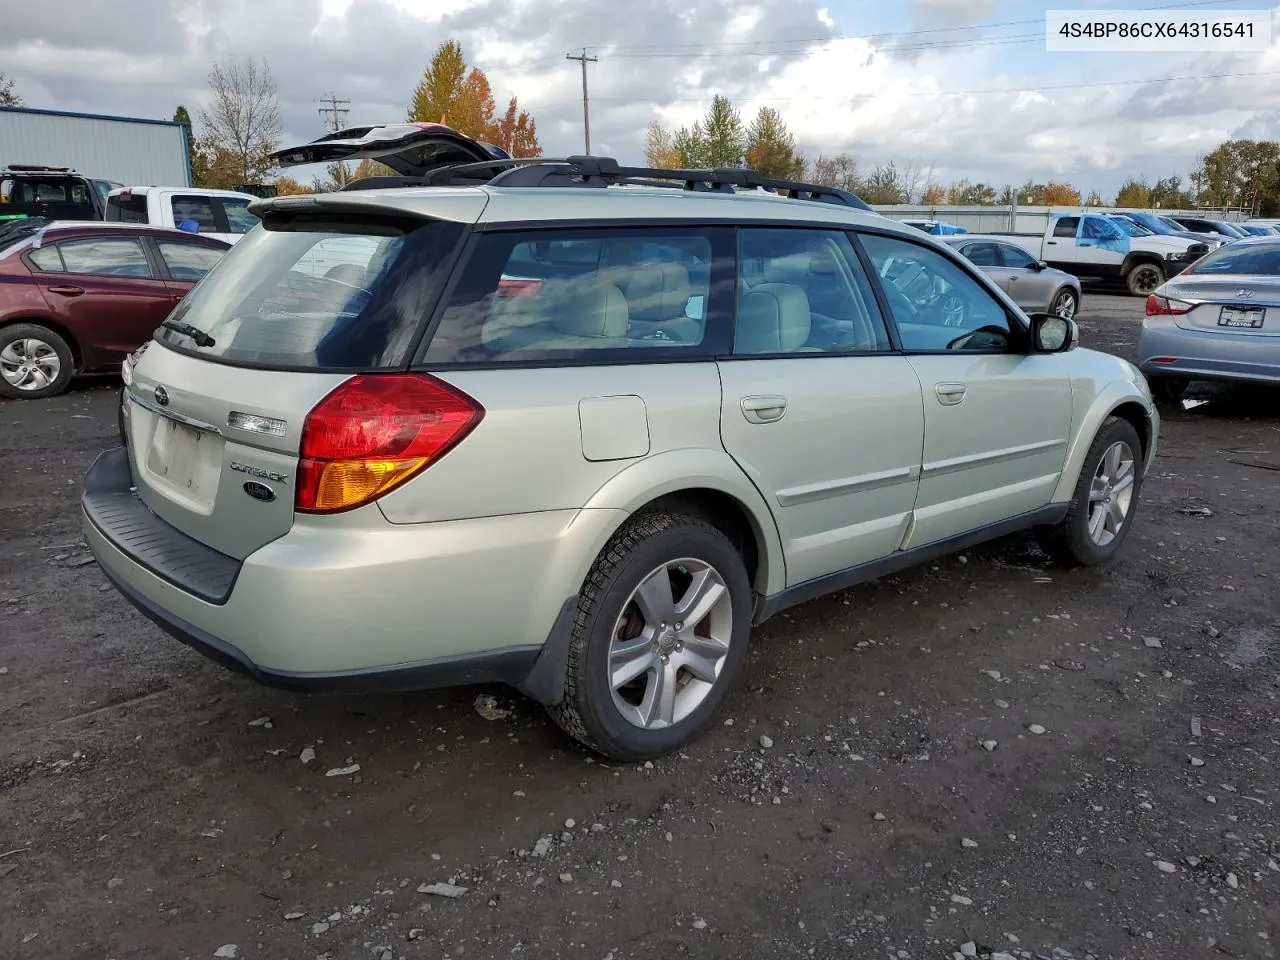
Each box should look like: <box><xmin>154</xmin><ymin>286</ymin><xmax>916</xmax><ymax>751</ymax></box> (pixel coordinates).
<box><xmin>106</xmin><ymin>192</ymin><xmax>149</xmax><ymax>223</ymax></box>
<box><xmin>154</xmin><ymin>215</ymin><xmax>465</xmax><ymax>370</ymax></box>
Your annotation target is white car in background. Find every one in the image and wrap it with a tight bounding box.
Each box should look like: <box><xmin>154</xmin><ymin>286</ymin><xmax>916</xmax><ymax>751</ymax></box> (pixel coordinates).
<box><xmin>104</xmin><ymin>186</ymin><xmax>260</xmax><ymax>246</ymax></box>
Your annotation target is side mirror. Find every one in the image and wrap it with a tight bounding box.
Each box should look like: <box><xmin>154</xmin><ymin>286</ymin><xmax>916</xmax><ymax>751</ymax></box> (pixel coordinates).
<box><xmin>1029</xmin><ymin>312</ymin><xmax>1078</xmax><ymax>353</ymax></box>
<box><xmin>1030</xmin><ymin>260</ymin><xmax>1048</xmax><ymax>272</ymax></box>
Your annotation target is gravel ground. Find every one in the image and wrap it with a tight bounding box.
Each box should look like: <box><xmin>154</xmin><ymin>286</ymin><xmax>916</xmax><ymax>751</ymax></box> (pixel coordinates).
<box><xmin>1</xmin><ymin>293</ymin><xmax>1277</xmax><ymax>960</ymax></box>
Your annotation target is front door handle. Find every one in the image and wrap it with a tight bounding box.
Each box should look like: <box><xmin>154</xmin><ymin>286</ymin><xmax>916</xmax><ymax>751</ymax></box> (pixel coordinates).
<box><xmin>47</xmin><ymin>284</ymin><xmax>85</xmax><ymax>297</ymax></box>
<box><xmin>741</xmin><ymin>395</ymin><xmax>788</xmax><ymax>424</ymax></box>
<box><xmin>935</xmin><ymin>382</ymin><xmax>967</xmax><ymax>406</ymax></box>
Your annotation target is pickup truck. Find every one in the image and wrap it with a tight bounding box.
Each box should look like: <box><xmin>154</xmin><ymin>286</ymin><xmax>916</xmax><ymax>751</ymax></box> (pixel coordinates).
<box><xmin>103</xmin><ymin>186</ymin><xmax>260</xmax><ymax>246</ymax></box>
<box><xmin>993</xmin><ymin>213</ymin><xmax>1208</xmax><ymax>296</ymax></box>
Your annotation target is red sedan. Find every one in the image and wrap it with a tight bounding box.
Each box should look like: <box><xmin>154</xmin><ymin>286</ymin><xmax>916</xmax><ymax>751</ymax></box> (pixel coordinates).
<box><xmin>0</xmin><ymin>219</ymin><xmax>230</xmax><ymax>399</ymax></box>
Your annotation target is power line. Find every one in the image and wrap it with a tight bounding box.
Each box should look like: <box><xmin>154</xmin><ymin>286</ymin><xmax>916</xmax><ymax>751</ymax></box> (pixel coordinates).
<box><xmin>317</xmin><ymin>92</ymin><xmax>351</xmax><ymax>133</ymax></box>
<box><xmin>542</xmin><ymin>67</ymin><xmax>1280</xmax><ymax>107</ymax></box>
<box><xmin>566</xmin><ymin>49</ymin><xmax>599</xmax><ymax>154</ymax></box>
<box><xmin>572</xmin><ymin>0</ymin><xmax>1254</xmax><ymax>53</ymax></box>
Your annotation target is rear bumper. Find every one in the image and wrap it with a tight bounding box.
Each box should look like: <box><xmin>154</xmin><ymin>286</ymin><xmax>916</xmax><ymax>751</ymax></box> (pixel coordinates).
<box><xmin>82</xmin><ymin>447</ymin><xmax>620</xmax><ymax>695</ymax></box>
<box><xmin>1138</xmin><ymin>321</ymin><xmax>1280</xmax><ymax>384</ymax></box>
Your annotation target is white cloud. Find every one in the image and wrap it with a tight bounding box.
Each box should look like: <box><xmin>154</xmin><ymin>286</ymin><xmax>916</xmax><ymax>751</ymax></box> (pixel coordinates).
<box><xmin>0</xmin><ymin>0</ymin><xmax>1277</xmax><ymax>198</ymax></box>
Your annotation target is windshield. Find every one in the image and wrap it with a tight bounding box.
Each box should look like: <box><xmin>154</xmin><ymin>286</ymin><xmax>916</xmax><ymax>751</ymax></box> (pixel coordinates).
<box><xmin>1126</xmin><ymin>213</ymin><xmax>1174</xmax><ymax>235</ymax></box>
<box><xmin>1108</xmin><ymin>217</ymin><xmax>1151</xmax><ymax>237</ymax></box>
<box><xmin>1211</xmin><ymin>221</ymin><xmax>1247</xmax><ymax>239</ymax></box>
<box><xmin>154</xmin><ymin>216</ymin><xmax>465</xmax><ymax>370</ymax></box>
<box><xmin>1186</xmin><ymin>241</ymin><xmax>1280</xmax><ymax>276</ymax></box>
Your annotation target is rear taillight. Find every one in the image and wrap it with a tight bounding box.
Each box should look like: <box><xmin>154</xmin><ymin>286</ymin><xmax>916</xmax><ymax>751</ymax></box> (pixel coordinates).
<box><xmin>1145</xmin><ymin>294</ymin><xmax>1193</xmax><ymax>317</ymax></box>
<box><xmin>296</xmin><ymin>374</ymin><xmax>483</xmax><ymax>514</ymax></box>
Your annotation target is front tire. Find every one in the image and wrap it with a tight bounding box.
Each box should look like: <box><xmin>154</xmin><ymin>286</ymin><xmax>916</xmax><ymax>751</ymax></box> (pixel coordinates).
<box><xmin>1049</xmin><ymin>287</ymin><xmax>1079</xmax><ymax>319</ymax></box>
<box><xmin>547</xmin><ymin>512</ymin><xmax>752</xmax><ymax>760</ymax></box>
<box><xmin>0</xmin><ymin>323</ymin><xmax>74</xmax><ymax>400</ymax></box>
<box><xmin>1041</xmin><ymin>417</ymin><xmax>1143</xmax><ymax>567</ymax></box>
<box><xmin>1125</xmin><ymin>262</ymin><xmax>1165</xmax><ymax>297</ymax></box>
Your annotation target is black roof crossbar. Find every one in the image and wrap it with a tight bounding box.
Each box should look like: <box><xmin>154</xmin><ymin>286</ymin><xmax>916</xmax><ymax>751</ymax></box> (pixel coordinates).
<box><xmin>339</xmin><ymin>155</ymin><xmax>872</xmax><ymax>211</ymax></box>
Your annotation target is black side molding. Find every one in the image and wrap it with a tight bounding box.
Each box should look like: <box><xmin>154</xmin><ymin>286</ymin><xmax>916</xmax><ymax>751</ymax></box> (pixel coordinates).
<box><xmin>82</xmin><ymin>447</ymin><xmax>242</xmax><ymax>605</ymax></box>
<box><xmin>753</xmin><ymin>504</ymin><xmax>1068</xmax><ymax>623</ymax></box>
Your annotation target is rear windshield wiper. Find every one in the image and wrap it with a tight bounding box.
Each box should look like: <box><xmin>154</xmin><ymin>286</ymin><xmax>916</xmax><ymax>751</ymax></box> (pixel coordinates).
<box><xmin>159</xmin><ymin>319</ymin><xmax>216</xmax><ymax>348</ymax></box>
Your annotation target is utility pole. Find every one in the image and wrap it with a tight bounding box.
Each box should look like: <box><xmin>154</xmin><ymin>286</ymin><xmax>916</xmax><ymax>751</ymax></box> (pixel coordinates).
<box><xmin>317</xmin><ymin>92</ymin><xmax>351</xmax><ymax>134</ymax></box>
<box><xmin>565</xmin><ymin>49</ymin><xmax>598</xmax><ymax>155</ymax></box>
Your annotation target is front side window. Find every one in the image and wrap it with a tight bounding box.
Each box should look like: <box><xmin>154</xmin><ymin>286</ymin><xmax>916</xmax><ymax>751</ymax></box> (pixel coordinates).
<box><xmin>157</xmin><ymin>240</ymin><xmax>226</xmax><ymax>282</ymax></box>
<box><xmin>156</xmin><ymin>217</ymin><xmax>465</xmax><ymax>370</ymax></box>
<box><xmin>220</xmin><ymin>198</ymin><xmax>259</xmax><ymax>234</ymax></box>
<box><xmin>734</xmin><ymin>228</ymin><xmax>889</xmax><ymax>354</ymax></box>
<box><xmin>997</xmin><ymin>243</ymin><xmax>1038</xmax><ymax>269</ymax></box>
<box><xmin>422</xmin><ymin>227</ymin><xmax>731</xmax><ymax>364</ymax></box>
<box><xmin>170</xmin><ymin>196</ymin><xmax>218</xmax><ymax>233</ymax></box>
<box><xmin>860</xmin><ymin>233</ymin><xmax>1015</xmax><ymax>352</ymax></box>
<box><xmin>56</xmin><ymin>238</ymin><xmax>153</xmax><ymax>278</ymax></box>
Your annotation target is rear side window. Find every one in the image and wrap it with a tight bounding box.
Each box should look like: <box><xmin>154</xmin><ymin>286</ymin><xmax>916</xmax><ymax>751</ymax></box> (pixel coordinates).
<box><xmin>1052</xmin><ymin>218</ymin><xmax>1078</xmax><ymax>238</ymax></box>
<box><xmin>106</xmin><ymin>193</ymin><xmax>150</xmax><ymax>223</ymax></box>
<box><xmin>734</xmin><ymin>228</ymin><xmax>889</xmax><ymax>354</ymax></box>
<box><xmin>156</xmin><ymin>218</ymin><xmax>465</xmax><ymax>370</ymax></box>
<box><xmin>170</xmin><ymin>196</ymin><xmax>218</xmax><ymax>233</ymax></box>
<box><xmin>26</xmin><ymin>245</ymin><xmax>64</xmax><ymax>272</ymax></box>
<box><xmin>157</xmin><ymin>240</ymin><xmax>225</xmax><ymax>282</ymax></box>
<box><xmin>421</xmin><ymin>227</ymin><xmax>733</xmax><ymax>364</ymax></box>
<box><xmin>57</xmin><ymin>238</ymin><xmax>153</xmax><ymax>278</ymax></box>
<box><xmin>221</xmin><ymin>198</ymin><xmax>258</xmax><ymax>234</ymax></box>
<box><xmin>959</xmin><ymin>242</ymin><xmax>1002</xmax><ymax>267</ymax></box>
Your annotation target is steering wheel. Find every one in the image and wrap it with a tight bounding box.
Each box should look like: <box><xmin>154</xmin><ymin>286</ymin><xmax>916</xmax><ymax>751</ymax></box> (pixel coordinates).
<box><xmin>946</xmin><ymin>324</ymin><xmax>1009</xmax><ymax>351</ymax></box>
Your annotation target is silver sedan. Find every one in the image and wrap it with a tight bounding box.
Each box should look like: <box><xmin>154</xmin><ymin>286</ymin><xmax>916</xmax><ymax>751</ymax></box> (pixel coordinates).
<box><xmin>1138</xmin><ymin>235</ymin><xmax>1280</xmax><ymax>400</ymax></box>
<box><xmin>941</xmin><ymin>235</ymin><xmax>1082</xmax><ymax>317</ymax></box>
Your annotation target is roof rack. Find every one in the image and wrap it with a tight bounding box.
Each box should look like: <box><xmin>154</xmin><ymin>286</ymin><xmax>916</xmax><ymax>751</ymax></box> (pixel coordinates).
<box><xmin>340</xmin><ymin>155</ymin><xmax>871</xmax><ymax>210</ymax></box>
<box><xmin>3</xmin><ymin>164</ymin><xmax>78</xmax><ymax>174</ymax></box>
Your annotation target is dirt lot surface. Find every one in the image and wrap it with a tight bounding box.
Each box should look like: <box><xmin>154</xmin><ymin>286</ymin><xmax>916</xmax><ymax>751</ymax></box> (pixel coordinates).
<box><xmin>2</xmin><ymin>293</ymin><xmax>1278</xmax><ymax>960</ymax></box>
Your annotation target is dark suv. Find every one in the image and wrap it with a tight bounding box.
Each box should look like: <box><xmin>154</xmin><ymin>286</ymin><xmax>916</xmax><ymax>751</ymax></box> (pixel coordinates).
<box><xmin>0</xmin><ymin>165</ymin><xmax>121</xmax><ymax>221</ymax></box>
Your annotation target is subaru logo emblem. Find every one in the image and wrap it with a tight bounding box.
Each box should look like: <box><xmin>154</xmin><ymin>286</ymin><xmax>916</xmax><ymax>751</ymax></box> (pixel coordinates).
<box><xmin>242</xmin><ymin>481</ymin><xmax>276</xmax><ymax>503</ymax></box>
<box><xmin>154</xmin><ymin>385</ymin><xmax>169</xmax><ymax>406</ymax></box>
<box><xmin>1235</xmin><ymin>289</ymin><xmax>1255</xmax><ymax>299</ymax></box>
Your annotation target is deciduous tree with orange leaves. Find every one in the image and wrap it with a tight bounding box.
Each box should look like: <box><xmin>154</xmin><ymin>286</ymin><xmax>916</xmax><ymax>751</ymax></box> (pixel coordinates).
<box><xmin>407</xmin><ymin>40</ymin><xmax>540</xmax><ymax>157</ymax></box>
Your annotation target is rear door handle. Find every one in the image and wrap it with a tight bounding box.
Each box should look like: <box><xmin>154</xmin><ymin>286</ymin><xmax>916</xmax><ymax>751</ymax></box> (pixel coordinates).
<box><xmin>47</xmin><ymin>284</ymin><xmax>85</xmax><ymax>297</ymax></box>
<box><xmin>741</xmin><ymin>395</ymin><xmax>788</xmax><ymax>424</ymax></box>
<box><xmin>935</xmin><ymin>382</ymin><xmax>967</xmax><ymax>406</ymax></box>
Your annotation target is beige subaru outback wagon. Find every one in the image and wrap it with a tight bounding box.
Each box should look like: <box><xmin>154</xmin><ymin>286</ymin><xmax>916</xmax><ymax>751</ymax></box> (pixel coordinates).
<box><xmin>82</xmin><ymin>124</ymin><xmax>1158</xmax><ymax>759</ymax></box>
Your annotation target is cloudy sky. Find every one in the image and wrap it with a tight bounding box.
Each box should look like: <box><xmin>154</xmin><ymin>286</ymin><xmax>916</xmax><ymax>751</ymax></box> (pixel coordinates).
<box><xmin>3</xmin><ymin>0</ymin><xmax>1279</xmax><ymax>197</ymax></box>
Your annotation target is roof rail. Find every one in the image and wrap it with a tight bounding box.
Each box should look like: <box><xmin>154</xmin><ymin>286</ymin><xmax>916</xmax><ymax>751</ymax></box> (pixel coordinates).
<box><xmin>340</xmin><ymin>155</ymin><xmax>872</xmax><ymax>210</ymax></box>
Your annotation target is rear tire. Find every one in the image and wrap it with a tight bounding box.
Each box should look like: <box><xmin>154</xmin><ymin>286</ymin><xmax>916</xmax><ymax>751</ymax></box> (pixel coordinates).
<box><xmin>0</xmin><ymin>323</ymin><xmax>74</xmax><ymax>400</ymax></box>
<box><xmin>1125</xmin><ymin>262</ymin><xmax>1165</xmax><ymax>297</ymax></box>
<box><xmin>1149</xmin><ymin>376</ymin><xmax>1188</xmax><ymax>403</ymax></box>
<box><xmin>1040</xmin><ymin>417</ymin><xmax>1143</xmax><ymax>567</ymax></box>
<box><xmin>547</xmin><ymin>512</ymin><xmax>752</xmax><ymax>760</ymax></box>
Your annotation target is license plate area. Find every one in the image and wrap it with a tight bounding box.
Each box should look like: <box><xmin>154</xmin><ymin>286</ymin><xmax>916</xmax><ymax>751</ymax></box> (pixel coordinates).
<box><xmin>142</xmin><ymin>413</ymin><xmax>224</xmax><ymax>512</ymax></box>
<box><xmin>1218</xmin><ymin>305</ymin><xmax>1266</xmax><ymax>329</ymax></box>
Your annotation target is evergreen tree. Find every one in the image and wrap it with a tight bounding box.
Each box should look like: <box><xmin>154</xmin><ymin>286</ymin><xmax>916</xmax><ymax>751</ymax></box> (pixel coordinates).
<box><xmin>745</xmin><ymin>106</ymin><xmax>802</xmax><ymax>180</ymax></box>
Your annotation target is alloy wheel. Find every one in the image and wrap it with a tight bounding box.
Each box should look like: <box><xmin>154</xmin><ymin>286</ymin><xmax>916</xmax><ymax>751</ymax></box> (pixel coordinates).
<box><xmin>1052</xmin><ymin>290</ymin><xmax>1077</xmax><ymax>318</ymax></box>
<box><xmin>608</xmin><ymin>558</ymin><xmax>734</xmax><ymax>729</ymax></box>
<box><xmin>1087</xmin><ymin>440</ymin><xmax>1136</xmax><ymax>547</ymax></box>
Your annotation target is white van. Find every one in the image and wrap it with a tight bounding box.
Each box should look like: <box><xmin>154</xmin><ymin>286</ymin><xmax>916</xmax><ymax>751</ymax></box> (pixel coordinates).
<box><xmin>104</xmin><ymin>186</ymin><xmax>260</xmax><ymax>245</ymax></box>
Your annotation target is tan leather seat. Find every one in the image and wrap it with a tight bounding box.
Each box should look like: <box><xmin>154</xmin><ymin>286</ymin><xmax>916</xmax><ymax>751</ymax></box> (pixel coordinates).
<box><xmin>483</xmin><ymin>277</ymin><xmax>632</xmax><ymax>354</ymax></box>
<box><xmin>622</xmin><ymin>262</ymin><xmax>701</xmax><ymax>343</ymax></box>
<box><xmin>735</xmin><ymin>282</ymin><xmax>815</xmax><ymax>354</ymax></box>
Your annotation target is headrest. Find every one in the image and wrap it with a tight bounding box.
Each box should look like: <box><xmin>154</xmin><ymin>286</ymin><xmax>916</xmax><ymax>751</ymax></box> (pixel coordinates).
<box><xmin>623</xmin><ymin>262</ymin><xmax>691</xmax><ymax>323</ymax></box>
<box><xmin>735</xmin><ymin>283</ymin><xmax>811</xmax><ymax>354</ymax></box>
<box><xmin>808</xmin><ymin>249</ymin><xmax>841</xmax><ymax>276</ymax></box>
<box><xmin>762</xmin><ymin>252</ymin><xmax>812</xmax><ymax>284</ymax></box>
<box><xmin>551</xmin><ymin>280</ymin><xmax>630</xmax><ymax>338</ymax></box>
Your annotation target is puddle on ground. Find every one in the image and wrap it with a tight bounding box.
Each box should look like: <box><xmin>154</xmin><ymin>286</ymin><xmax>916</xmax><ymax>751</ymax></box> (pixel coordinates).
<box><xmin>1225</xmin><ymin>627</ymin><xmax>1276</xmax><ymax>669</ymax></box>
